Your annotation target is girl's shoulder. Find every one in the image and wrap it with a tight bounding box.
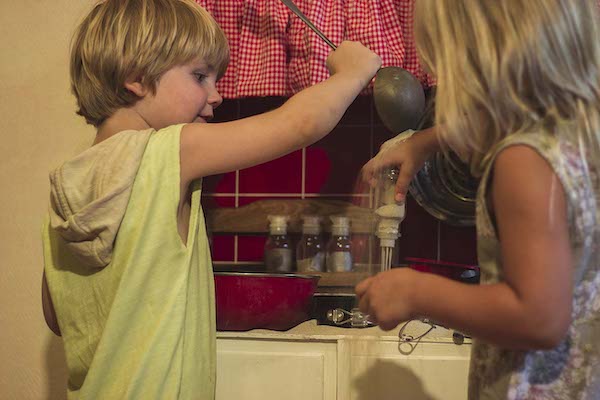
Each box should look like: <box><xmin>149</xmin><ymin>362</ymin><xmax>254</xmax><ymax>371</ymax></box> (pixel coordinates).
<box><xmin>485</xmin><ymin>131</ymin><xmax>585</xmax><ymax>189</ymax></box>
<box><xmin>481</xmin><ymin>130</ymin><xmax>599</xmax><ymax>263</ymax></box>
<box><xmin>476</xmin><ymin>131</ymin><xmax>563</xmax><ymax>239</ymax></box>
<box><xmin>490</xmin><ymin>131</ymin><xmax>557</xmax><ymax>164</ymax></box>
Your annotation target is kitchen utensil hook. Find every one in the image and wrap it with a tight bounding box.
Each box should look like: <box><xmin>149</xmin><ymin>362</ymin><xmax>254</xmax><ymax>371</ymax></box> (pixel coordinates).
<box><xmin>280</xmin><ymin>0</ymin><xmax>337</xmax><ymax>50</ymax></box>
<box><xmin>280</xmin><ymin>0</ymin><xmax>426</xmax><ymax>134</ymax></box>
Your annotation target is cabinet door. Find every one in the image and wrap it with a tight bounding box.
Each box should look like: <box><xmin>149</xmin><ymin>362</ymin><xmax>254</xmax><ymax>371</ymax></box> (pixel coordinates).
<box><xmin>216</xmin><ymin>338</ymin><xmax>337</xmax><ymax>400</ymax></box>
<box><xmin>346</xmin><ymin>340</ymin><xmax>471</xmax><ymax>400</ymax></box>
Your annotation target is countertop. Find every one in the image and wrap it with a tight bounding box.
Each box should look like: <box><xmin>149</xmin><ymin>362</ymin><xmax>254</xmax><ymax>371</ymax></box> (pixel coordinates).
<box><xmin>217</xmin><ymin>319</ymin><xmax>471</xmax><ymax>345</ymax></box>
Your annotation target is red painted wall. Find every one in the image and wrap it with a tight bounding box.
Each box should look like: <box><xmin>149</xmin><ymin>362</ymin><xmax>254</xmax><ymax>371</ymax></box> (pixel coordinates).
<box><xmin>203</xmin><ymin>96</ymin><xmax>477</xmax><ymax>266</ymax></box>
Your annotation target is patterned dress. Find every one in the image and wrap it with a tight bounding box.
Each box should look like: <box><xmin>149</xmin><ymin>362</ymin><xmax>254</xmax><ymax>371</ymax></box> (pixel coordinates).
<box><xmin>468</xmin><ymin>132</ymin><xmax>600</xmax><ymax>399</ymax></box>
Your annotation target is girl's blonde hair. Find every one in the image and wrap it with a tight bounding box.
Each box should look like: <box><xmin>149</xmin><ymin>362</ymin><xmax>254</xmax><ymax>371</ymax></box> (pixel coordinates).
<box><xmin>414</xmin><ymin>0</ymin><xmax>600</xmax><ymax>176</ymax></box>
<box><xmin>70</xmin><ymin>0</ymin><xmax>229</xmax><ymax>127</ymax></box>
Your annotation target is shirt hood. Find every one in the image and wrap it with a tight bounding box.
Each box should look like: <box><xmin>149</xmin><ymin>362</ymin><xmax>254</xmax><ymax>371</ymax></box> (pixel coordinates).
<box><xmin>48</xmin><ymin>129</ymin><xmax>153</xmax><ymax>269</ymax></box>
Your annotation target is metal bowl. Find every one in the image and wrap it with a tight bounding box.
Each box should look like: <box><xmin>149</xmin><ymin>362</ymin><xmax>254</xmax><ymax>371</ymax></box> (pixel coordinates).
<box><xmin>408</xmin><ymin>96</ymin><xmax>478</xmax><ymax>226</ymax></box>
<box><xmin>409</xmin><ymin>151</ymin><xmax>478</xmax><ymax>226</ymax></box>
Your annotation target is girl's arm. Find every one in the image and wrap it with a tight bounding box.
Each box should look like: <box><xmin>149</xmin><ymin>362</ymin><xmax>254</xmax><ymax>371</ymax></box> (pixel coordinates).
<box><xmin>179</xmin><ymin>41</ymin><xmax>381</xmax><ymax>185</ymax></box>
<box><xmin>357</xmin><ymin>145</ymin><xmax>573</xmax><ymax>350</ymax></box>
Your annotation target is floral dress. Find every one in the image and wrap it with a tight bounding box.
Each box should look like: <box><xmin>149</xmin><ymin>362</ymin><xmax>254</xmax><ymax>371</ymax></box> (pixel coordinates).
<box><xmin>468</xmin><ymin>132</ymin><xmax>600</xmax><ymax>399</ymax></box>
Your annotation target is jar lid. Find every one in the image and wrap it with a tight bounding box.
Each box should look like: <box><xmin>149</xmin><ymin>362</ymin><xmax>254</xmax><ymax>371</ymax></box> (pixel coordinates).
<box><xmin>330</xmin><ymin>216</ymin><xmax>350</xmax><ymax>235</ymax></box>
<box><xmin>267</xmin><ymin>215</ymin><xmax>289</xmax><ymax>234</ymax></box>
<box><xmin>301</xmin><ymin>215</ymin><xmax>322</xmax><ymax>234</ymax></box>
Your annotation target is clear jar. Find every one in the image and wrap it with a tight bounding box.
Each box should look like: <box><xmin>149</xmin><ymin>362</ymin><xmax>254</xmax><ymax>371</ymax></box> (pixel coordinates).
<box><xmin>296</xmin><ymin>216</ymin><xmax>325</xmax><ymax>273</ymax></box>
<box><xmin>374</xmin><ymin>167</ymin><xmax>406</xmax><ymax>271</ymax></box>
<box><xmin>264</xmin><ymin>215</ymin><xmax>293</xmax><ymax>272</ymax></box>
<box><xmin>378</xmin><ymin>167</ymin><xmax>400</xmax><ymax>206</ymax></box>
<box><xmin>326</xmin><ymin>216</ymin><xmax>353</xmax><ymax>272</ymax></box>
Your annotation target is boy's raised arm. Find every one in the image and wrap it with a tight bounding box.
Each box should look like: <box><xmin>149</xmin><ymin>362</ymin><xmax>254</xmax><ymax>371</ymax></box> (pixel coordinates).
<box><xmin>180</xmin><ymin>41</ymin><xmax>381</xmax><ymax>184</ymax></box>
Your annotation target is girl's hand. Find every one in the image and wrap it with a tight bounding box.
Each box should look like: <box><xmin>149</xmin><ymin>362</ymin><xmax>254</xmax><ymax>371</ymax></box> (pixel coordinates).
<box><xmin>362</xmin><ymin>127</ymin><xmax>439</xmax><ymax>202</ymax></box>
<box><xmin>355</xmin><ymin>268</ymin><xmax>420</xmax><ymax>331</ymax></box>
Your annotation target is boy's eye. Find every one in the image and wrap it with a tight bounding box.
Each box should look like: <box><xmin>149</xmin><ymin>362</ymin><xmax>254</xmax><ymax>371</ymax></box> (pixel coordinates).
<box><xmin>194</xmin><ymin>73</ymin><xmax>207</xmax><ymax>82</ymax></box>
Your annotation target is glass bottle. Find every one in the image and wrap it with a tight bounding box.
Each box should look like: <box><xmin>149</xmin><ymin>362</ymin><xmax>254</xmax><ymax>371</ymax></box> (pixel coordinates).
<box><xmin>326</xmin><ymin>216</ymin><xmax>353</xmax><ymax>272</ymax></box>
<box><xmin>377</xmin><ymin>167</ymin><xmax>401</xmax><ymax>207</ymax></box>
<box><xmin>296</xmin><ymin>215</ymin><xmax>325</xmax><ymax>273</ymax></box>
<box><xmin>264</xmin><ymin>215</ymin><xmax>293</xmax><ymax>272</ymax></box>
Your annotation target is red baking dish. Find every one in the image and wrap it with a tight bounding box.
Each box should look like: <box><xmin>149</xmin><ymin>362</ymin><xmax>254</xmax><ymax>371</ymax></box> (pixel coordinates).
<box><xmin>404</xmin><ymin>257</ymin><xmax>480</xmax><ymax>283</ymax></box>
<box><xmin>214</xmin><ymin>272</ymin><xmax>320</xmax><ymax>331</ymax></box>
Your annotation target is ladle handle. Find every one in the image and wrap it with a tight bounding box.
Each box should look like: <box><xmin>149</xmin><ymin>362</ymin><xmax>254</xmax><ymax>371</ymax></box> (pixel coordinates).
<box><xmin>280</xmin><ymin>0</ymin><xmax>337</xmax><ymax>50</ymax></box>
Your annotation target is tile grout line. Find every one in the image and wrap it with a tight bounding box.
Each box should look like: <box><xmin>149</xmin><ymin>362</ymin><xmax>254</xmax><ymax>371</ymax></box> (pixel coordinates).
<box><xmin>233</xmin><ymin>99</ymin><xmax>241</xmax><ymax>263</ymax></box>
<box><xmin>368</xmin><ymin>97</ymin><xmax>374</xmax><ymax>270</ymax></box>
<box><xmin>301</xmin><ymin>147</ymin><xmax>306</xmax><ymax>199</ymax></box>
<box><xmin>234</xmin><ymin>169</ymin><xmax>239</xmax><ymax>263</ymax></box>
<box><xmin>204</xmin><ymin>193</ymin><xmax>371</xmax><ymax>198</ymax></box>
<box><xmin>213</xmin><ymin>261</ymin><xmax>376</xmax><ymax>267</ymax></box>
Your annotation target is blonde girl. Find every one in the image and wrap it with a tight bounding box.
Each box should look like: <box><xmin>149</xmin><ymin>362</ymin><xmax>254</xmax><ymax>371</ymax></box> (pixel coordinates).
<box><xmin>357</xmin><ymin>0</ymin><xmax>600</xmax><ymax>398</ymax></box>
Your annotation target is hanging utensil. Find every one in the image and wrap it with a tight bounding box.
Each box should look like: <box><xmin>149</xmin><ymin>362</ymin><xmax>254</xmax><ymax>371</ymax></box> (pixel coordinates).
<box><xmin>280</xmin><ymin>0</ymin><xmax>425</xmax><ymax>134</ymax></box>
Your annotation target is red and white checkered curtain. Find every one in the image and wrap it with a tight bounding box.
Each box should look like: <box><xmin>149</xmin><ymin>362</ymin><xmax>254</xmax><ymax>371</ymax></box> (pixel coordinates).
<box><xmin>196</xmin><ymin>0</ymin><xmax>434</xmax><ymax>98</ymax></box>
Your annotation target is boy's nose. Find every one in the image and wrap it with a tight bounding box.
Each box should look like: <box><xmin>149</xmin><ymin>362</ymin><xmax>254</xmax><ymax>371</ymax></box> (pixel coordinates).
<box><xmin>209</xmin><ymin>89</ymin><xmax>223</xmax><ymax>109</ymax></box>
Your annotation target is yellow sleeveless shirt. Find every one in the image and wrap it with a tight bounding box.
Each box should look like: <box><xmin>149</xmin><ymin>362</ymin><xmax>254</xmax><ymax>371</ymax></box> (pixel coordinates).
<box><xmin>43</xmin><ymin>125</ymin><xmax>216</xmax><ymax>399</ymax></box>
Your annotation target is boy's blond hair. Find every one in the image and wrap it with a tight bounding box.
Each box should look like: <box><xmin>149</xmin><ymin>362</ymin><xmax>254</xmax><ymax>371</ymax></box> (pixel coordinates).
<box><xmin>415</xmin><ymin>0</ymin><xmax>600</xmax><ymax>175</ymax></box>
<box><xmin>71</xmin><ymin>0</ymin><xmax>229</xmax><ymax>127</ymax></box>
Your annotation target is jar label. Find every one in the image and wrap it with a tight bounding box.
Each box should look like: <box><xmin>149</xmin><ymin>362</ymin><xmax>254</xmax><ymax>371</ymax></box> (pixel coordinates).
<box><xmin>326</xmin><ymin>252</ymin><xmax>353</xmax><ymax>272</ymax></box>
<box><xmin>297</xmin><ymin>252</ymin><xmax>325</xmax><ymax>272</ymax></box>
<box><xmin>265</xmin><ymin>248</ymin><xmax>293</xmax><ymax>272</ymax></box>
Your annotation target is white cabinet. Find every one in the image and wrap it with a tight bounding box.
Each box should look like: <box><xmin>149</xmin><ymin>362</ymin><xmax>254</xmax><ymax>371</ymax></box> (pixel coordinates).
<box><xmin>216</xmin><ymin>322</ymin><xmax>471</xmax><ymax>400</ymax></box>
<box><xmin>216</xmin><ymin>338</ymin><xmax>338</xmax><ymax>400</ymax></box>
<box><xmin>344</xmin><ymin>340</ymin><xmax>471</xmax><ymax>400</ymax></box>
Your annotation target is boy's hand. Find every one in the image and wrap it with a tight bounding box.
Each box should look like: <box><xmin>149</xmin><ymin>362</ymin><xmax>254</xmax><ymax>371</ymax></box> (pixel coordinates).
<box><xmin>355</xmin><ymin>268</ymin><xmax>420</xmax><ymax>331</ymax></box>
<box><xmin>362</xmin><ymin>127</ymin><xmax>439</xmax><ymax>202</ymax></box>
<box><xmin>326</xmin><ymin>41</ymin><xmax>381</xmax><ymax>84</ymax></box>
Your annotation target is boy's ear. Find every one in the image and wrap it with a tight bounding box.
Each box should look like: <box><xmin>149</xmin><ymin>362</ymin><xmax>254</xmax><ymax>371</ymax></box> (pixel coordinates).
<box><xmin>124</xmin><ymin>76</ymin><xmax>149</xmax><ymax>97</ymax></box>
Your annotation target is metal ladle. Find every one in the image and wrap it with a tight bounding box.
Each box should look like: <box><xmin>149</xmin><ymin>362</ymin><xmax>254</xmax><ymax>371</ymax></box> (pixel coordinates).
<box><xmin>281</xmin><ymin>0</ymin><xmax>426</xmax><ymax>133</ymax></box>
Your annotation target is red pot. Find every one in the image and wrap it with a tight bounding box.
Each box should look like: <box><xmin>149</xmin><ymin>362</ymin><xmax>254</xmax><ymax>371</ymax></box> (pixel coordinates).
<box><xmin>404</xmin><ymin>257</ymin><xmax>480</xmax><ymax>283</ymax></box>
<box><xmin>214</xmin><ymin>272</ymin><xmax>320</xmax><ymax>331</ymax></box>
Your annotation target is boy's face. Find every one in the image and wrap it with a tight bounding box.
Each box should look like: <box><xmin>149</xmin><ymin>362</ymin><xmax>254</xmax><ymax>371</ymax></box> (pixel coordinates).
<box><xmin>136</xmin><ymin>59</ymin><xmax>223</xmax><ymax>129</ymax></box>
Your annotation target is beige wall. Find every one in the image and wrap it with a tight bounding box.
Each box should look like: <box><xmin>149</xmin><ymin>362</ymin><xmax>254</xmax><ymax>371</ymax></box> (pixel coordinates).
<box><xmin>0</xmin><ymin>1</ymin><xmax>96</xmax><ymax>399</ymax></box>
